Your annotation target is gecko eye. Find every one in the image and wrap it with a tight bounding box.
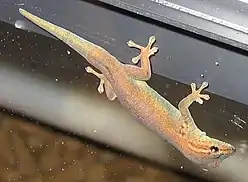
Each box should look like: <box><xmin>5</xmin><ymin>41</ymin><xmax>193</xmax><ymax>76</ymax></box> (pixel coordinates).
<box><xmin>210</xmin><ymin>146</ymin><xmax>219</xmax><ymax>152</ymax></box>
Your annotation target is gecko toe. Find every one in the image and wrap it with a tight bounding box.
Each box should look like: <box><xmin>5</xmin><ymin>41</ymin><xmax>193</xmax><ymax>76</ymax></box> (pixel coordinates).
<box><xmin>148</xmin><ymin>36</ymin><xmax>156</xmax><ymax>45</ymax></box>
<box><xmin>85</xmin><ymin>66</ymin><xmax>92</xmax><ymax>73</ymax></box>
<box><xmin>127</xmin><ymin>40</ymin><xmax>142</xmax><ymax>49</ymax></box>
<box><xmin>127</xmin><ymin>40</ymin><xmax>135</xmax><ymax>47</ymax></box>
<box><xmin>149</xmin><ymin>47</ymin><xmax>159</xmax><ymax>56</ymax></box>
<box><xmin>200</xmin><ymin>94</ymin><xmax>210</xmax><ymax>100</ymax></box>
<box><xmin>200</xmin><ymin>81</ymin><xmax>209</xmax><ymax>90</ymax></box>
<box><xmin>196</xmin><ymin>98</ymin><xmax>203</xmax><ymax>104</ymax></box>
<box><xmin>131</xmin><ymin>55</ymin><xmax>141</xmax><ymax>64</ymax></box>
<box><xmin>97</xmin><ymin>83</ymin><xmax>104</xmax><ymax>94</ymax></box>
<box><xmin>191</xmin><ymin>83</ymin><xmax>196</xmax><ymax>91</ymax></box>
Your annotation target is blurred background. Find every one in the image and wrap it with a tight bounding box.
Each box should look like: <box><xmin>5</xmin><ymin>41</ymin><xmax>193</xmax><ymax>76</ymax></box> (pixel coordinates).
<box><xmin>0</xmin><ymin>0</ymin><xmax>248</xmax><ymax>181</ymax></box>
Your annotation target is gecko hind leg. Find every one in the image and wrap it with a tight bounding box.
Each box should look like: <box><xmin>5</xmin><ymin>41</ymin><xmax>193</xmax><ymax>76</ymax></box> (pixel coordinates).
<box><xmin>85</xmin><ymin>66</ymin><xmax>117</xmax><ymax>101</ymax></box>
<box><xmin>85</xmin><ymin>66</ymin><xmax>104</xmax><ymax>94</ymax></box>
<box><xmin>124</xmin><ymin>36</ymin><xmax>158</xmax><ymax>81</ymax></box>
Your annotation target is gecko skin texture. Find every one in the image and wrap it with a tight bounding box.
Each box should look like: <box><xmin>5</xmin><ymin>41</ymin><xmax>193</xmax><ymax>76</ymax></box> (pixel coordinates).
<box><xmin>19</xmin><ymin>8</ymin><xmax>236</xmax><ymax>168</ymax></box>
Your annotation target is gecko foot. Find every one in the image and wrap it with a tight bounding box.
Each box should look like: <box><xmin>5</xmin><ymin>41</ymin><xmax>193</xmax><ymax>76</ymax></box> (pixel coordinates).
<box><xmin>127</xmin><ymin>36</ymin><xmax>158</xmax><ymax>64</ymax></box>
<box><xmin>190</xmin><ymin>82</ymin><xmax>210</xmax><ymax>104</ymax></box>
<box><xmin>85</xmin><ymin>66</ymin><xmax>117</xmax><ymax>101</ymax></box>
<box><xmin>85</xmin><ymin>66</ymin><xmax>104</xmax><ymax>94</ymax></box>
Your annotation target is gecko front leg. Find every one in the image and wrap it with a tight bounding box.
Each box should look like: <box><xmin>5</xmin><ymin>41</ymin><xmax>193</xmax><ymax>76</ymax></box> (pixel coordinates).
<box><xmin>124</xmin><ymin>36</ymin><xmax>158</xmax><ymax>81</ymax></box>
<box><xmin>178</xmin><ymin>82</ymin><xmax>210</xmax><ymax>134</ymax></box>
<box><xmin>85</xmin><ymin>66</ymin><xmax>117</xmax><ymax>101</ymax></box>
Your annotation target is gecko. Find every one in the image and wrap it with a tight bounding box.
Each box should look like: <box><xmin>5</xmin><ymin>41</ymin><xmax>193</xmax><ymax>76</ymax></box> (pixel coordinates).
<box><xmin>19</xmin><ymin>8</ymin><xmax>236</xmax><ymax>168</ymax></box>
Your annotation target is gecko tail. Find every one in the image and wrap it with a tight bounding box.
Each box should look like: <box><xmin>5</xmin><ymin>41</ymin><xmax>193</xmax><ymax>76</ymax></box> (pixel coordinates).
<box><xmin>19</xmin><ymin>8</ymin><xmax>99</xmax><ymax>59</ymax></box>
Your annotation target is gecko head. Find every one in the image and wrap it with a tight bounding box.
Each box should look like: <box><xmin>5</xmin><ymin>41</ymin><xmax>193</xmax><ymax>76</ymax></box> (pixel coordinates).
<box><xmin>185</xmin><ymin>135</ymin><xmax>236</xmax><ymax>168</ymax></box>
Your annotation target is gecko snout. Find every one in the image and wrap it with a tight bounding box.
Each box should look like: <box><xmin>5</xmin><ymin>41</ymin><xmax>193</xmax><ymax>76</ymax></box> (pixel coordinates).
<box><xmin>223</xmin><ymin>143</ymin><xmax>236</xmax><ymax>155</ymax></box>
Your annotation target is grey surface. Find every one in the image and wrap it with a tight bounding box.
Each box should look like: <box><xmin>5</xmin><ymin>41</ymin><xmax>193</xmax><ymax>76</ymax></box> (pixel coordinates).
<box><xmin>1</xmin><ymin>0</ymin><xmax>247</xmax><ymax>108</ymax></box>
<box><xmin>1</xmin><ymin>1</ymin><xmax>248</xmax><ymax>106</ymax></box>
<box><xmin>99</xmin><ymin>0</ymin><xmax>248</xmax><ymax>51</ymax></box>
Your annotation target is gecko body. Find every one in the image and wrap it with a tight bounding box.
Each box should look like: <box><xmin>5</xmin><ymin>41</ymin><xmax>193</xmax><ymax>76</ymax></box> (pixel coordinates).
<box><xmin>19</xmin><ymin>8</ymin><xmax>236</xmax><ymax>167</ymax></box>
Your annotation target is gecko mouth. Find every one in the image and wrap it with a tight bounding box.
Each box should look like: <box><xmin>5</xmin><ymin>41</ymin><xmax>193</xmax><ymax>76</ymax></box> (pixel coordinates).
<box><xmin>209</xmin><ymin>152</ymin><xmax>224</xmax><ymax>160</ymax></box>
<box><xmin>230</xmin><ymin>146</ymin><xmax>236</xmax><ymax>154</ymax></box>
<box><xmin>213</xmin><ymin>154</ymin><xmax>222</xmax><ymax>159</ymax></box>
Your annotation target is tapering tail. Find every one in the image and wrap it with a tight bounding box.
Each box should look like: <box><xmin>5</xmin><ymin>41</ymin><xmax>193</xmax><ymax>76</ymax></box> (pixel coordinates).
<box><xmin>19</xmin><ymin>8</ymin><xmax>118</xmax><ymax>74</ymax></box>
